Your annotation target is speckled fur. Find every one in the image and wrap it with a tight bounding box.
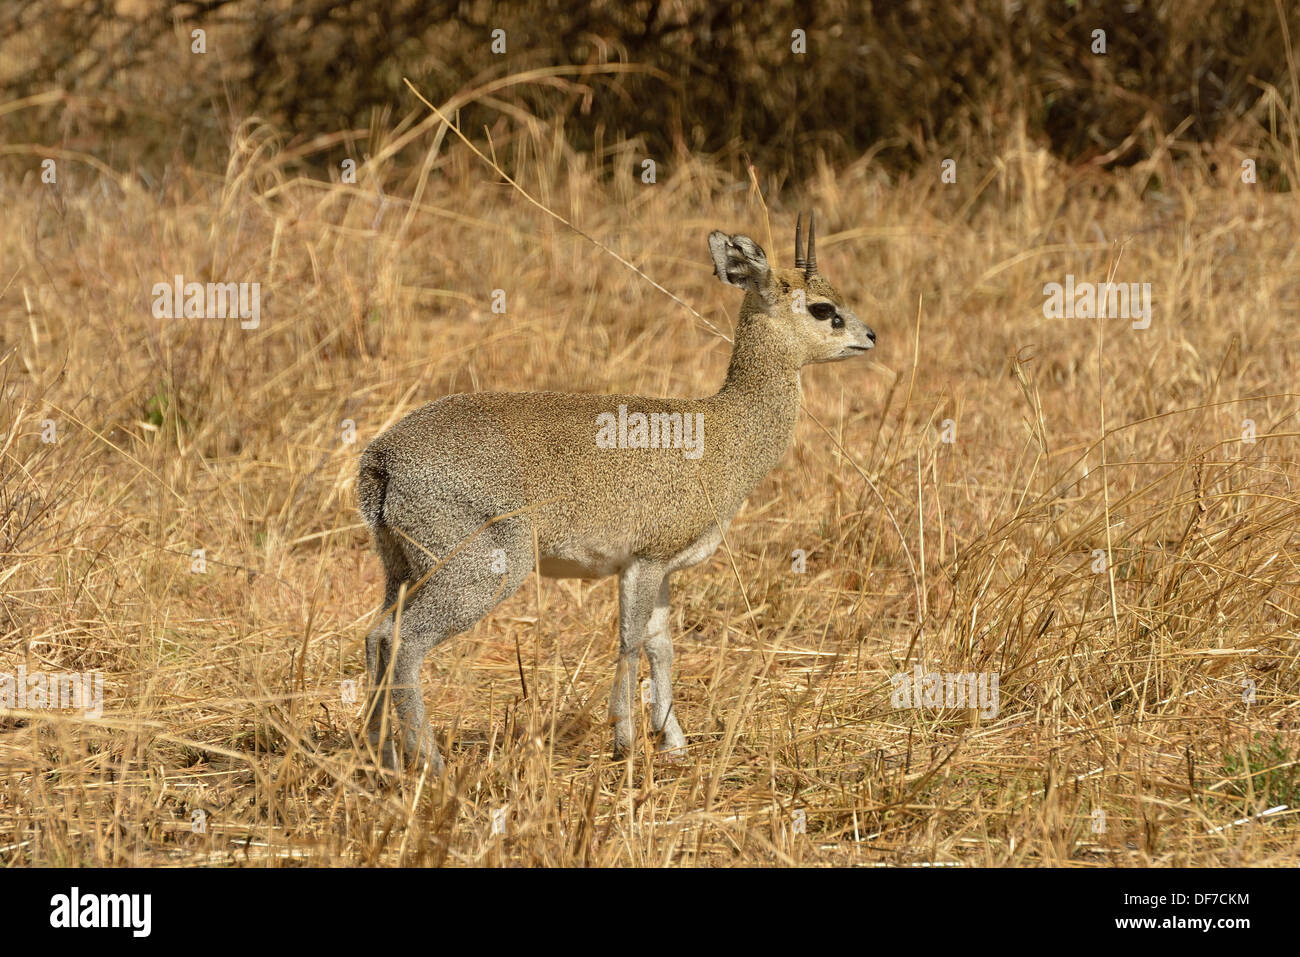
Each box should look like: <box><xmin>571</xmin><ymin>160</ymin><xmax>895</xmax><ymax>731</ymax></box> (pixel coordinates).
<box><xmin>358</xmin><ymin>223</ymin><xmax>876</xmax><ymax>772</ymax></box>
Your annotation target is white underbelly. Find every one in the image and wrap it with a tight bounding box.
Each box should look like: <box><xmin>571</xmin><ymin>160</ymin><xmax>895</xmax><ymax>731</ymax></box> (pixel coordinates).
<box><xmin>538</xmin><ymin>555</ymin><xmax>624</xmax><ymax>579</ymax></box>
<box><xmin>537</xmin><ymin>521</ymin><xmax>729</xmax><ymax>580</ymax></box>
<box><xmin>538</xmin><ymin>541</ymin><xmax>633</xmax><ymax>579</ymax></box>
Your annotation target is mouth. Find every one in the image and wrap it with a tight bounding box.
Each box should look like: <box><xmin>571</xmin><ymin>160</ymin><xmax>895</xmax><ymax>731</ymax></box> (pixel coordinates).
<box><xmin>846</xmin><ymin>344</ymin><xmax>873</xmax><ymax>352</ymax></box>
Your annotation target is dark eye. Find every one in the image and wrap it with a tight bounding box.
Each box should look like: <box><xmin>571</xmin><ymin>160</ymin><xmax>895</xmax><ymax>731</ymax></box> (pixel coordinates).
<box><xmin>831</xmin><ymin>314</ymin><xmax>844</xmax><ymax>329</ymax></box>
<box><xmin>809</xmin><ymin>302</ymin><xmax>836</xmax><ymax>321</ymax></box>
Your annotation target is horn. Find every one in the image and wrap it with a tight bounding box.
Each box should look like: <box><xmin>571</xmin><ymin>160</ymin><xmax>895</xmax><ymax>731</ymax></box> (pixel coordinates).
<box><xmin>794</xmin><ymin>212</ymin><xmax>805</xmax><ymax>269</ymax></box>
<box><xmin>804</xmin><ymin>209</ymin><xmax>818</xmax><ymax>279</ymax></box>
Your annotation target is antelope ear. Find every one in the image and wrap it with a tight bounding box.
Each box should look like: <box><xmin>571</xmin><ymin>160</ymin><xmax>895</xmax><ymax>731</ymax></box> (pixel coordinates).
<box><xmin>708</xmin><ymin>231</ymin><xmax>770</xmax><ymax>292</ymax></box>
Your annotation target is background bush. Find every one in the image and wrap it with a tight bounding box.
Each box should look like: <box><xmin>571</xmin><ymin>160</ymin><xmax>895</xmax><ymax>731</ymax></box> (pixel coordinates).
<box><xmin>3</xmin><ymin>0</ymin><xmax>1297</xmax><ymax>181</ymax></box>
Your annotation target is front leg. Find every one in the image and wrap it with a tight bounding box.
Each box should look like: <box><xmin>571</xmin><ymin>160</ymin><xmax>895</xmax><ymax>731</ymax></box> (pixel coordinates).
<box><xmin>643</xmin><ymin>576</ymin><xmax>686</xmax><ymax>756</ymax></box>
<box><xmin>610</xmin><ymin>559</ymin><xmax>664</xmax><ymax>758</ymax></box>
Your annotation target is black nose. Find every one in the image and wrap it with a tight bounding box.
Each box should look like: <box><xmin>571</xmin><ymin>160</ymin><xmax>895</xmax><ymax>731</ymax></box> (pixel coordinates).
<box><xmin>867</xmin><ymin>328</ymin><xmax>876</xmax><ymax>342</ymax></box>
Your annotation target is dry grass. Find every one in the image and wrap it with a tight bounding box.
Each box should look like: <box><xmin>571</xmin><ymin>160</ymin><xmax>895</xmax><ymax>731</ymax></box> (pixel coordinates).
<box><xmin>1</xmin><ymin>97</ymin><xmax>1299</xmax><ymax>866</ymax></box>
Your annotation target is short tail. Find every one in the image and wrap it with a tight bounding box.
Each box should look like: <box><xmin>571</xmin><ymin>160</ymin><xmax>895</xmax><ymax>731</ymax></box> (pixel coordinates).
<box><xmin>357</xmin><ymin>450</ymin><xmax>388</xmax><ymax>529</ymax></box>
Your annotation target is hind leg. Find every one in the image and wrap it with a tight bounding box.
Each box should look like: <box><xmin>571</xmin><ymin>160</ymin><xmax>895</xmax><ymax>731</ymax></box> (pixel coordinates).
<box><xmin>368</xmin><ymin>518</ymin><xmax>534</xmax><ymax>773</ymax></box>
<box><xmin>364</xmin><ymin>572</ymin><xmax>406</xmax><ymax>768</ymax></box>
<box><xmin>387</xmin><ymin>601</ymin><xmax>447</xmax><ymax>774</ymax></box>
<box><xmin>364</xmin><ymin>615</ymin><xmax>403</xmax><ymax>769</ymax></box>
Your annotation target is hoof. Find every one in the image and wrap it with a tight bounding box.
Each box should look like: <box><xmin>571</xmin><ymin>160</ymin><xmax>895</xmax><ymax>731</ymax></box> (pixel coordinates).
<box><xmin>655</xmin><ymin>743</ymin><xmax>690</xmax><ymax>766</ymax></box>
<box><xmin>412</xmin><ymin>748</ymin><xmax>446</xmax><ymax>776</ymax></box>
<box><xmin>656</xmin><ymin>749</ymin><xmax>690</xmax><ymax>767</ymax></box>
